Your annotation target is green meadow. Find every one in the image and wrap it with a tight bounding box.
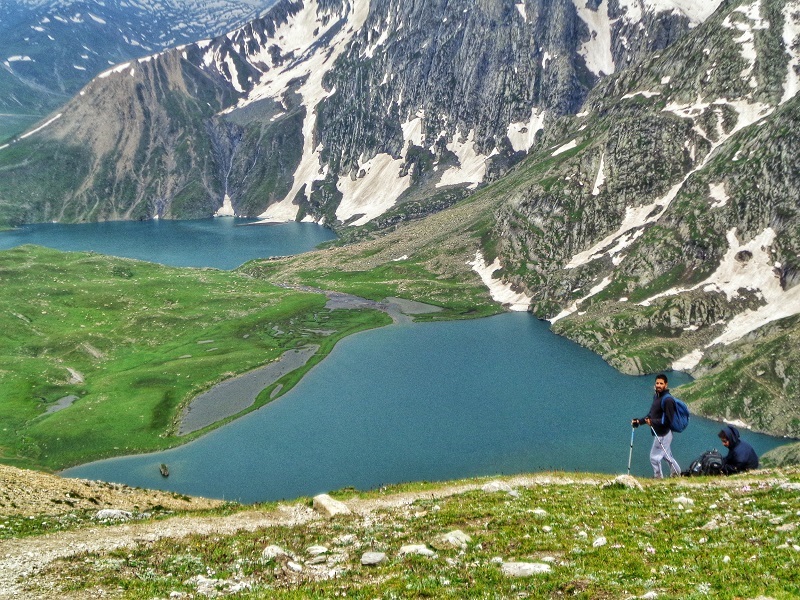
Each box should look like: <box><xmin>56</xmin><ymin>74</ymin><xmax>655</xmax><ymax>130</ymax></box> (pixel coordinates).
<box><xmin>0</xmin><ymin>245</ymin><xmax>391</xmax><ymax>471</ymax></box>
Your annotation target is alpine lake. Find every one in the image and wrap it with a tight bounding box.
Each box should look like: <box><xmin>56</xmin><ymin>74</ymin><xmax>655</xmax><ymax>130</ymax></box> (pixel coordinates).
<box><xmin>1</xmin><ymin>218</ymin><xmax>787</xmax><ymax>503</ymax></box>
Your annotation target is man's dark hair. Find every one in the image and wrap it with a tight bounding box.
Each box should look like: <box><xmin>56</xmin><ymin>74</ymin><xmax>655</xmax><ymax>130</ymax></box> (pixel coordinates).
<box><xmin>655</xmin><ymin>373</ymin><xmax>668</xmax><ymax>384</ymax></box>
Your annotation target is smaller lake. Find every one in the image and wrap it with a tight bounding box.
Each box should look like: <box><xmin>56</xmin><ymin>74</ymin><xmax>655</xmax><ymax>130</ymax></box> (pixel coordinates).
<box><xmin>0</xmin><ymin>218</ymin><xmax>336</xmax><ymax>269</ymax></box>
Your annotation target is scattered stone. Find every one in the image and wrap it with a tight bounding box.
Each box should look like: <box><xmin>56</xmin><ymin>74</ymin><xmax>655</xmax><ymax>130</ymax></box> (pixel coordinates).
<box><xmin>360</xmin><ymin>551</ymin><xmax>387</xmax><ymax>566</ymax></box>
<box><xmin>398</xmin><ymin>544</ymin><xmax>436</xmax><ymax>557</ymax></box>
<box><xmin>602</xmin><ymin>475</ymin><xmax>644</xmax><ymax>490</ymax></box>
<box><xmin>307</xmin><ymin>545</ymin><xmax>328</xmax><ymax>556</ymax></box>
<box><xmin>701</xmin><ymin>519</ymin><xmax>720</xmax><ymax>530</ymax></box>
<box><xmin>490</xmin><ymin>556</ymin><xmax>504</xmax><ymax>564</ymax></box>
<box><xmin>674</xmin><ymin>496</ymin><xmax>694</xmax><ymax>506</ymax></box>
<box><xmin>482</xmin><ymin>480</ymin><xmax>514</xmax><ymax>493</ymax></box>
<box><xmin>287</xmin><ymin>561</ymin><xmax>303</xmax><ymax>572</ymax></box>
<box><xmin>432</xmin><ymin>530</ymin><xmax>472</xmax><ymax>550</ymax></box>
<box><xmin>307</xmin><ymin>555</ymin><xmax>328</xmax><ymax>565</ymax></box>
<box><xmin>542</xmin><ymin>526</ymin><xmax>553</xmax><ymax>533</ymax></box>
<box><xmin>94</xmin><ymin>509</ymin><xmax>132</xmax><ymax>521</ymax></box>
<box><xmin>530</xmin><ymin>508</ymin><xmax>548</xmax><ymax>517</ymax></box>
<box><xmin>312</xmin><ymin>494</ymin><xmax>351</xmax><ymax>517</ymax></box>
<box><xmin>723</xmin><ymin>555</ymin><xmax>731</xmax><ymax>563</ymax></box>
<box><xmin>262</xmin><ymin>545</ymin><xmax>288</xmax><ymax>560</ymax></box>
<box><xmin>776</xmin><ymin>523</ymin><xmax>797</xmax><ymax>532</ymax></box>
<box><xmin>593</xmin><ymin>536</ymin><xmax>607</xmax><ymax>547</ymax></box>
<box><xmin>639</xmin><ymin>592</ymin><xmax>658</xmax><ymax>599</ymax></box>
<box><xmin>500</xmin><ymin>561</ymin><xmax>551</xmax><ymax>576</ymax></box>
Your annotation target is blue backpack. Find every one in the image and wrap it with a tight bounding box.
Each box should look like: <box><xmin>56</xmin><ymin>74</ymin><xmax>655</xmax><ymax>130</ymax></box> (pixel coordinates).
<box><xmin>661</xmin><ymin>393</ymin><xmax>689</xmax><ymax>433</ymax></box>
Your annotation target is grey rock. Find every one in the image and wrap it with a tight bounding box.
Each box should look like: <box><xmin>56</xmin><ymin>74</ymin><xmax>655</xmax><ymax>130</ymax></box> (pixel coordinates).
<box><xmin>360</xmin><ymin>551</ymin><xmax>387</xmax><ymax>566</ymax></box>
<box><xmin>94</xmin><ymin>509</ymin><xmax>132</xmax><ymax>521</ymax></box>
<box><xmin>398</xmin><ymin>544</ymin><xmax>436</xmax><ymax>557</ymax></box>
<box><xmin>261</xmin><ymin>545</ymin><xmax>288</xmax><ymax>560</ymax></box>
<box><xmin>312</xmin><ymin>494</ymin><xmax>351</xmax><ymax>518</ymax></box>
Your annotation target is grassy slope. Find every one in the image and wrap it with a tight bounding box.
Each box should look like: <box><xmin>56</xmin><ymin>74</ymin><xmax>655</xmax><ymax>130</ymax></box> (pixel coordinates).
<box><xmin>7</xmin><ymin>469</ymin><xmax>800</xmax><ymax>599</ymax></box>
<box><xmin>0</xmin><ymin>245</ymin><xmax>391</xmax><ymax>471</ymax></box>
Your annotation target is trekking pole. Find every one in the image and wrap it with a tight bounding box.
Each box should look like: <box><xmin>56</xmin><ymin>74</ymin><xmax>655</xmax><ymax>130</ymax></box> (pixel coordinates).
<box><xmin>649</xmin><ymin>425</ymin><xmax>680</xmax><ymax>476</ymax></box>
<box><xmin>627</xmin><ymin>426</ymin><xmax>636</xmax><ymax>475</ymax></box>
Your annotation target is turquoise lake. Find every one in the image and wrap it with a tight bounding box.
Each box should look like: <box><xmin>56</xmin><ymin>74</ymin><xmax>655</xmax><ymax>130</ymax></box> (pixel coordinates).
<box><xmin>62</xmin><ymin>315</ymin><xmax>785</xmax><ymax>503</ymax></box>
<box><xmin>1</xmin><ymin>219</ymin><xmax>787</xmax><ymax>502</ymax></box>
<box><xmin>0</xmin><ymin>218</ymin><xmax>336</xmax><ymax>269</ymax></box>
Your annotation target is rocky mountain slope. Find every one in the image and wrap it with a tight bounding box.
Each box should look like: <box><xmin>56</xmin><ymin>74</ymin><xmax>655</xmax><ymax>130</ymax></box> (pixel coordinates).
<box><xmin>483</xmin><ymin>0</ymin><xmax>800</xmax><ymax>437</ymax></box>
<box><xmin>0</xmin><ymin>0</ymin><xmax>717</xmax><ymax>224</ymax></box>
<box><xmin>0</xmin><ymin>0</ymin><xmax>276</xmax><ymax>136</ymax></box>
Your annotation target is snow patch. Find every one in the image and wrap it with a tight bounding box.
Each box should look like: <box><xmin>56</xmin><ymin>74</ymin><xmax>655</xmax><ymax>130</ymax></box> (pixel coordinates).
<box><xmin>591</xmin><ymin>153</ymin><xmax>605</xmax><ymax>196</ymax></box>
<box><xmin>507</xmin><ymin>108</ymin><xmax>545</xmax><ymax>153</ymax></box>
<box><xmin>572</xmin><ymin>0</ymin><xmax>615</xmax><ymax>76</ymax></box>
<box><xmin>436</xmin><ymin>129</ymin><xmax>488</xmax><ymax>189</ymax></box>
<box><xmin>468</xmin><ymin>251</ymin><xmax>532</xmax><ymax>311</ymax></box>
<box><xmin>672</xmin><ymin>349</ymin><xmax>704</xmax><ymax>371</ymax></box>
<box><xmin>98</xmin><ymin>62</ymin><xmax>132</xmax><ymax>78</ymax></box>
<box><xmin>88</xmin><ymin>13</ymin><xmax>106</xmax><ymax>24</ymax></box>
<box><xmin>7</xmin><ymin>55</ymin><xmax>33</xmax><ymax>62</ymax></box>
<box><xmin>19</xmin><ymin>113</ymin><xmax>62</xmax><ymax>140</ymax></box>
<box><xmin>515</xmin><ymin>3</ymin><xmax>527</xmax><ymax>22</ymax></box>
<box><xmin>622</xmin><ymin>90</ymin><xmax>661</xmax><ymax>99</ymax></box>
<box><xmin>215</xmin><ymin>194</ymin><xmax>236</xmax><ymax>217</ymax></box>
<box><xmin>551</xmin><ymin>139</ymin><xmax>578</xmax><ymax>157</ymax></box>
<box><xmin>708</xmin><ymin>182</ymin><xmax>729</xmax><ymax>208</ymax></box>
<box><xmin>617</xmin><ymin>0</ymin><xmax>723</xmax><ymax>25</ymax></box>
<box><xmin>336</xmin><ymin>154</ymin><xmax>410</xmax><ymax>226</ymax></box>
<box><xmin>550</xmin><ymin>277</ymin><xmax>613</xmax><ymax>323</ymax></box>
<box><xmin>781</xmin><ymin>2</ymin><xmax>800</xmax><ymax>104</ymax></box>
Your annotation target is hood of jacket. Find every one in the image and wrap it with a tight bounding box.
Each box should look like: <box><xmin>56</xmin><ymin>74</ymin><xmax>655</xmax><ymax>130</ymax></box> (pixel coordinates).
<box><xmin>720</xmin><ymin>425</ymin><xmax>741</xmax><ymax>446</ymax></box>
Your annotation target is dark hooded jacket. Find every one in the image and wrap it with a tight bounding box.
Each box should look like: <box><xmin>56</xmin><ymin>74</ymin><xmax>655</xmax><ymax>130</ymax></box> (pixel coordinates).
<box><xmin>719</xmin><ymin>425</ymin><xmax>759</xmax><ymax>474</ymax></box>
<box><xmin>638</xmin><ymin>389</ymin><xmax>675</xmax><ymax>436</ymax></box>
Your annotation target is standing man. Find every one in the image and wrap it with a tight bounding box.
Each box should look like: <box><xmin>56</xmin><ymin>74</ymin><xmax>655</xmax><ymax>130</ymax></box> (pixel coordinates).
<box><xmin>631</xmin><ymin>373</ymin><xmax>681</xmax><ymax>478</ymax></box>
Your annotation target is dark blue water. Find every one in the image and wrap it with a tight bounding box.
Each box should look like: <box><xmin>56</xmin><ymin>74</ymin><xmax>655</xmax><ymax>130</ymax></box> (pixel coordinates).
<box><xmin>63</xmin><ymin>312</ymin><xmax>787</xmax><ymax>503</ymax></box>
<box><xmin>0</xmin><ymin>218</ymin><xmax>336</xmax><ymax>269</ymax></box>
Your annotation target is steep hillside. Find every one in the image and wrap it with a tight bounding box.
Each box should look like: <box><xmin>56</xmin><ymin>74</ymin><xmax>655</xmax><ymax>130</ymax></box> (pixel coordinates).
<box><xmin>0</xmin><ymin>0</ymin><xmax>716</xmax><ymax>225</ymax></box>
<box><xmin>0</xmin><ymin>0</ymin><xmax>277</xmax><ymax>138</ymax></box>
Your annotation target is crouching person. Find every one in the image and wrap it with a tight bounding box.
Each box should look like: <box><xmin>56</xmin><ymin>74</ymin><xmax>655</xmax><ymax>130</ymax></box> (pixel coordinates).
<box><xmin>718</xmin><ymin>425</ymin><xmax>759</xmax><ymax>474</ymax></box>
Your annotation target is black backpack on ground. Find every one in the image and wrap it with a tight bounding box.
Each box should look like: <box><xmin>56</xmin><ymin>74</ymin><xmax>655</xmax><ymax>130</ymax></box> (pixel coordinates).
<box><xmin>683</xmin><ymin>449</ymin><xmax>724</xmax><ymax>476</ymax></box>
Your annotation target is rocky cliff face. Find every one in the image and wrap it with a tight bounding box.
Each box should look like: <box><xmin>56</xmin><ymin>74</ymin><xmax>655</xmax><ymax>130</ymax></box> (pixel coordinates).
<box><xmin>484</xmin><ymin>0</ymin><xmax>800</xmax><ymax>436</ymax></box>
<box><xmin>0</xmin><ymin>0</ymin><xmax>713</xmax><ymax>226</ymax></box>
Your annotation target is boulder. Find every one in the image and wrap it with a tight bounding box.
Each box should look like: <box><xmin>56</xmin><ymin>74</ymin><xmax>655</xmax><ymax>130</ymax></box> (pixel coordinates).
<box><xmin>398</xmin><ymin>544</ymin><xmax>436</xmax><ymax>557</ymax></box>
<box><xmin>262</xmin><ymin>545</ymin><xmax>288</xmax><ymax>560</ymax></box>
<box><xmin>432</xmin><ymin>529</ymin><xmax>472</xmax><ymax>550</ymax></box>
<box><xmin>360</xmin><ymin>551</ymin><xmax>387</xmax><ymax>566</ymax></box>
<box><xmin>312</xmin><ymin>494</ymin><xmax>351</xmax><ymax>517</ymax></box>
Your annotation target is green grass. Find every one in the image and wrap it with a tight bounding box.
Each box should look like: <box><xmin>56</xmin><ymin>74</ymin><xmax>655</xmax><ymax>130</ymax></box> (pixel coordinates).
<box><xmin>0</xmin><ymin>245</ymin><xmax>390</xmax><ymax>471</ymax></box>
<box><xmin>18</xmin><ymin>470</ymin><xmax>800</xmax><ymax>599</ymax></box>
